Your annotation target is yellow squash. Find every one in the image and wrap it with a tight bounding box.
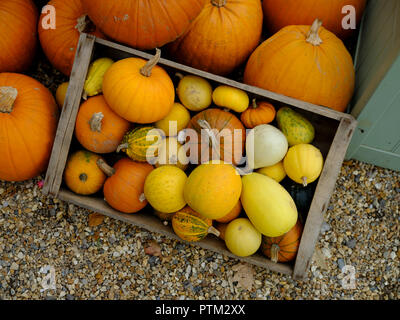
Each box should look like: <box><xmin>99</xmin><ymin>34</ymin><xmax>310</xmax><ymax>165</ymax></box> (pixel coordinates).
<box><xmin>257</xmin><ymin>161</ymin><xmax>286</xmax><ymax>183</ymax></box>
<box><xmin>83</xmin><ymin>57</ymin><xmax>114</xmax><ymax>99</ymax></box>
<box><xmin>212</xmin><ymin>85</ymin><xmax>249</xmax><ymax>113</ymax></box>
<box><xmin>55</xmin><ymin>82</ymin><xmax>69</xmax><ymax>108</ymax></box>
<box><xmin>172</xmin><ymin>206</ymin><xmax>220</xmax><ymax>242</ymax></box>
<box><xmin>176</xmin><ymin>74</ymin><xmax>212</xmax><ymax>112</ymax></box>
<box><xmin>241</xmin><ymin>173</ymin><xmax>298</xmax><ymax>237</ymax></box>
<box><xmin>155</xmin><ymin>102</ymin><xmax>190</xmax><ymax>136</ymax></box>
<box><xmin>284</xmin><ymin>144</ymin><xmax>324</xmax><ymax>186</ymax></box>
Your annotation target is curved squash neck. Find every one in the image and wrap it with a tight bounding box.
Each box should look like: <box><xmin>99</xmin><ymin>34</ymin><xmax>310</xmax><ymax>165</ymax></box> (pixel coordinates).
<box><xmin>0</xmin><ymin>86</ymin><xmax>18</xmax><ymax>114</ymax></box>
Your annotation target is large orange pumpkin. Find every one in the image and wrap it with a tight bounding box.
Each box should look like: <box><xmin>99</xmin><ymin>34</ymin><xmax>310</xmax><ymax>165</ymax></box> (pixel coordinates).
<box><xmin>184</xmin><ymin>108</ymin><xmax>246</xmax><ymax>166</ymax></box>
<box><xmin>0</xmin><ymin>0</ymin><xmax>38</xmax><ymax>73</ymax></box>
<box><xmin>38</xmin><ymin>0</ymin><xmax>104</xmax><ymax>76</ymax></box>
<box><xmin>82</xmin><ymin>0</ymin><xmax>206</xmax><ymax>50</ymax></box>
<box><xmin>0</xmin><ymin>73</ymin><xmax>58</xmax><ymax>181</ymax></box>
<box><xmin>263</xmin><ymin>0</ymin><xmax>366</xmax><ymax>39</ymax></box>
<box><xmin>167</xmin><ymin>0</ymin><xmax>263</xmax><ymax>76</ymax></box>
<box><xmin>102</xmin><ymin>49</ymin><xmax>175</xmax><ymax>124</ymax></box>
<box><xmin>244</xmin><ymin>19</ymin><xmax>355</xmax><ymax>112</ymax></box>
<box><xmin>75</xmin><ymin>95</ymin><xmax>131</xmax><ymax>154</ymax></box>
<box><xmin>261</xmin><ymin>220</ymin><xmax>303</xmax><ymax>263</ymax></box>
<box><xmin>98</xmin><ymin>158</ymin><xmax>153</xmax><ymax>214</ymax></box>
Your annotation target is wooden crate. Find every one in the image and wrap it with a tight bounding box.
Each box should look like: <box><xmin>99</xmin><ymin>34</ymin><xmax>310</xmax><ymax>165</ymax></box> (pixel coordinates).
<box><xmin>43</xmin><ymin>33</ymin><xmax>357</xmax><ymax>280</ymax></box>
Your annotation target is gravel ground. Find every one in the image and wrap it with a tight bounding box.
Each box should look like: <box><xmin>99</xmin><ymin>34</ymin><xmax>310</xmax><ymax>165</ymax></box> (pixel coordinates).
<box><xmin>0</xmin><ymin>160</ymin><xmax>399</xmax><ymax>300</ymax></box>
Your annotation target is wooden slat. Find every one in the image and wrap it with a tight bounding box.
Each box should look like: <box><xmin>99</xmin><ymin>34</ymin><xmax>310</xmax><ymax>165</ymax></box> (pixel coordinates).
<box><xmin>94</xmin><ymin>38</ymin><xmax>352</xmax><ymax>123</ymax></box>
<box><xmin>58</xmin><ymin>189</ymin><xmax>294</xmax><ymax>276</ymax></box>
<box><xmin>293</xmin><ymin>117</ymin><xmax>358</xmax><ymax>279</ymax></box>
<box><xmin>42</xmin><ymin>34</ymin><xmax>95</xmax><ymax>196</ymax></box>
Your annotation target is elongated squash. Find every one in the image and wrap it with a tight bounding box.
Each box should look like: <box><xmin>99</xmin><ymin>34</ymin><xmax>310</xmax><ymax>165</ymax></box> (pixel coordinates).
<box><xmin>172</xmin><ymin>206</ymin><xmax>220</xmax><ymax>242</ymax></box>
<box><xmin>241</xmin><ymin>173</ymin><xmax>298</xmax><ymax>237</ymax></box>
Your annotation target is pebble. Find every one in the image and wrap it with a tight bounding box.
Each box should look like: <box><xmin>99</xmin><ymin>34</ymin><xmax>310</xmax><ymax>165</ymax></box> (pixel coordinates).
<box><xmin>345</xmin><ymin>239</ymin><xmax>357</xmax><ymax>249</ymax></box>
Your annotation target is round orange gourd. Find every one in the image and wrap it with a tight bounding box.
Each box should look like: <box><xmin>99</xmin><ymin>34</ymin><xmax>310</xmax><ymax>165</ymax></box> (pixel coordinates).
<box><xmin>244</xmin><ymin>19</ymin><xmax>355</xmax><ymax>112</ymax></box>
<box><xmin>102</xmin><ymin>50</ymin><xmax>175</xmax><ymax>124</ymax></box>
<box><xmin>172</xmin><ymin>206</ymin><xmax>220</xmax><ymax>242</ymax></box>
<box><xmin>0</xmin><ymin>73</ymin><xmax>58</xmax><ymax>181</ymax></box>
<box><xmin>98</xmin><ymin>158</ymin><xmax>153</xmax><ymax>214</ymax></box>
<box><xmin>185</xmin><ymin>108</ymin><xmax>246</xmax><ymax>165</ymax></box>
<box><xmin>82</xmin><ymin>0</ymin><xmax>206</xmax><ymax>50</ymax></box>
<box><xmin>64</xmin><ymin>150</ymin><xmax>106</xmax><ymax>195</ymax></box>
<box><xmin>167</xmin><ymin>0</ymin><xmax>263</xmax><ymax>76</ymax></box>
<box><xmin>240</xmin><ymin>99</ymin><xmax>276</xmax><ymax>129</ymax></box>
<box><xmin>216</xmin><ymin>200</ymin><xmax>242</xmax><ymax>224</ymax></box>
<box><xmin>0</xmin><ymin>0</ymin><xmax>38</xmax><ymax>72</ymax></box>
<box><xmin>263</xmin><ymin>0</ymin><xmax>366</xmax><ymax>40</ymax></box>
<box><xmin>38</xmin><ymin>0</ymin><xmax>104</xmax><ymax>76</ymax></box>
<box><xmin>75</xmin><ymin>95</ymin><xmax>130</xmax><ymax>154</ymax></box>
<box><xmin>261</xmin><ymin>220</ymin><xmax>303</xmax><ymax>263</ymax></box>
<box><xmin>183</xmin><ymin>161</ymin><xmax>242</xmax><ymax>220</ymax></box>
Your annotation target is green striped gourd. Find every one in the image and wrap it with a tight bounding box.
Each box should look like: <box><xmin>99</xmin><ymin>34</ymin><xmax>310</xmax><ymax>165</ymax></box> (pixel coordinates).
<box><xmin>117</xmin><ymin>127</ymin><xmax>163</xmax><ymax>163</ymax></box>
<box><xmin>276</xmin><ymin>107</ymin><xmax>315</xmax><ymax>146</ymax></box>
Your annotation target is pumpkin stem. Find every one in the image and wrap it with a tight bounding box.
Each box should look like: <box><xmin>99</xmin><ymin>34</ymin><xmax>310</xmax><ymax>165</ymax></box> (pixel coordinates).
<box><xmin>140</xmin><ymin>49</ymin><xmax>161</xmax><ymax>77</ymax></box>
<box><xmin>139</xmin><ymin>193</ymin><xmax>146</xmax><ymax>203</ymax></box>
<box><xmin>252</xmin><ymin>99</ymin><xmax>258</xmax><ymax>109</ymax></box>
<box><xmin>302</xmin><ymin>176</ymin><xmax>308</xmax><ymax>187</ymax></box>
<box><xmin>96</xmin><ymin>159</ymin><xmax>116</xmax><ymax>177</ymax></box>
<box><xmin>116</xmin><ymin>143</ymin><xmax>129</xmax><ymax>153</ymax></box>
<box><xmin>271</xmin><ymin>244</ymin><xmax>280</xmax><ymax>263</ymax></box>
<box><xmin>208</xmin><ymin>226</ymin><xmax>221</xmax><ymax>237</ymax></box>
<box><xmin>75</xmin><ymin>15</ymin><xmax>96</xmax><ymax>33</ymax></box>
<box><xmin>306</xmin><ymin>19</ymin><xmax>323</xmax><ymax>46</ymax></box>
<box><xmin>197</xmin><ymin>119</ymin><xmax>221</xmax><ymax>161</ymax></box>
<box><xmin>0</xmin><ymin>87</ymin><xmax>18</xmax><ymax>114</ymax></box>
<box><xmin>79</xmin><ymin>173</ymin><xmax>88</xmax><ymax>182</ymax></box>
<box><xmin>211</xmin><ymin>0</ymin><xmax>227</xmax><ymax>7</ymax></box>
<box><xmin>89</xmin><ymin>112</ymin><xmax>104</xmax><ymax>132</ymax></box>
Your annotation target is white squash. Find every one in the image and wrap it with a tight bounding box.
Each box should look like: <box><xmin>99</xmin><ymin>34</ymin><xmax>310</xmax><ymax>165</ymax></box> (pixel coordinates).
<box><xmin>246</xmin><ymin>124</ymin><xmax>288</xmax><ymax>169</ymax></box>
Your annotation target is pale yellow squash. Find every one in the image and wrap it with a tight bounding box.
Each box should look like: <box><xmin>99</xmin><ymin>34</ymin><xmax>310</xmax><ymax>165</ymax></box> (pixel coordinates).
<box><xmin>184</xmin><ymin>160</ymin><xmax>242</xmax><ymax>220</ymax></box>
<box><xmin>225</xmin><ymin>218</ymin><xmax>262</xmax><ymax>257</ymax></box>
<box><xmin>212</xmin><ymin>85</ymin><xmax>249</xmax><ymax>113</ymax></box>
<box><xmin>241</xmin><ymin>173</ymin><xmax>297</xmax><ymax>237</ymax></box>
<box><xmin>155</xmin><ymin>102</ymin><xmax>190</xmax><ymax>136</ymax></box>
<box><xmin>257</xmin><ymin>161</ymin><xmax>286</xmax><ymax>183</ymax></box>
<box><xmin>176</xmin><ymin>74</ymin><xmax>212</xmax><ymax>112</ymax></box>
<box><xmin>284</xmin><ymin>144</ymin><xmax>324</xmax><ymax>186</ymax></box>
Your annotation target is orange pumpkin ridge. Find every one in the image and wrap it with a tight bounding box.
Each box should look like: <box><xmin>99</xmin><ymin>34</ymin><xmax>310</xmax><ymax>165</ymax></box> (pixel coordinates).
<box><xmin>0</xmin><ymin>73</ymin><xmax>58</xmax><ymax>181</ymax></box>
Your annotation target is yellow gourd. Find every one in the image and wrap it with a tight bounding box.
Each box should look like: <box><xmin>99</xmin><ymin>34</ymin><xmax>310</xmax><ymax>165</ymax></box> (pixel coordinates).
<box><xmin>283</xmin><ymin>144</ymin><xmax>324</xmax><ymax>186</ymax></box>
<box><xmin>155</xmin><ymin>137</ymin><xmax>188</xmax><ymax>171</ymax></box>
<box><xmin>144</xmin><ymin>166</ymin><xmax>187</xmax><ymax>213</ymax></box>
<box><xmin>241</xmin><ymin>173</ymin><xmax>298</xmax><ymax>237</ymax></box>
<box><xmin>183</xmin><ymin>160</ymin><xmax>242</xmax><ymax>220</ymax></box>
<box><xmin>83</xmin><ymin>57</ymin><xmax>114</xmax><ymax>99</ymax></box>
<box><xmin>257</xmin><ymin>161</ymin><xmax>286</xmax><ymax>183</ymax></box>
<box><xmin>212</xmin><ymin>85</ymin><xmax>249</xmax><ymax>113</ymax></box>
<box><xmin>176</xmin><ymin>74</ymin><xmax>212</xmax><ymax>112</ymax></box>
<box><xmin>155</xmin><ymin>102</ymin><xmax>190</xmax><ymax>136</ymax></box>
<box><xmin>55</xmin><ymin>82</ymin><xmax>69</xmax><ymax>109</ymax></box>
<box><xmin>224</xmin><ymin>218</ymin><xmax>262</xmax><ymax>257</ymax></box>
<box><xmin>172</xmin><ymin>206</ymin><xmax>220</xmax><ymax>242</ymax></box>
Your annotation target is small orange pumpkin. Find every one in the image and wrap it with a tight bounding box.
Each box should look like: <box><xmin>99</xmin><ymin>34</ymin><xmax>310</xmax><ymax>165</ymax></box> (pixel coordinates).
<box><xmin>240</xmin><ymin>99</ymin><xmax>276</xmax><ymax>129</ymax></box>
<box><xmin>38</xmin><ymin>0</ymin><xmax>104</xmax><ymax>76</ymax></box>
<box><xmin>216</xmin><ymin>200</ymin><xmax>242</xmax><ymax>223</ymax></box>
<box><xmin>97</xmin><ymin>158</ymin><xmax>153</xmax><ymax>214</ymax></box>
<box><xmin>64</xmin><ymin>150</ymin><xmax>106</xmax><ymax>195</ymax></box>
<box><xmin>102</xmin><ymin>49</ymin><xmax>175</xmax><ymax>124</ymax></box>
<box><xmin>0</xmin><ymin>73</ymin><xmax>58</xmax><ymax>181</ymax></box>
<box><xmin>75</xmin><ymin>95</ymin><xmax>131</xmax><ymax>154</ymax></box>
<box><xmin>261</xmin><ymin>220</ymin><xmax>303</xmax><ymax>263</ymax></box>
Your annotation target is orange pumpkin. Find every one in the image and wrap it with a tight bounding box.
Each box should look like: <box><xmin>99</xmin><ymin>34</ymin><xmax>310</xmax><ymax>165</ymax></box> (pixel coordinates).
<box><xmin>216</xmin><ymin>200</ymin><xmax>242</xmax><ymax>223</ymax></box>
<box><xmin>82</xmin><ymin>0</ymin><xmax>206</xmax><ymax>50</ymax></box>
<box><xmin>240</xmin><ymin>99</ymin><xmax>276</xmax><ymax>129</ymax></box>
<box><xmin>75</xmin><ymin>95</ymin><xmax>131</xmax><ymax>154</ymax></box>
<box><xmin>0</xmin><ymin>0</ymin><xmax>38</xmax><ymax>72</ymax></box>
<box><xmin>261</xmin><ymin>220</ymin><xmax>303</xmax><ymax>263</ymax></box>
<box><xmin>185</xmin><ymin>108</ymin><xmax>246</xmax><ymax>165</ymax></box>
<box><xmin>0</xmin><ymin>73</ymin><xmax>58</xmax><ymax>181</ymax></box>
<box><xmin>102</xmin><ymin>49</ymin><xmax>175</xmax><ymax>124</ymax></box>
<box><xmin>263</xmin><ymin>0</ymin><xmax>366</xmax><ymax>39</ymax></box>
<box><xmin>98</xmin><ymin>158</ymin><xmax>153</xmax><ymax>214</ymax></box>
<box><xmin>167</xmin><ymin>0</ymin><xmax>263</xmax><ymax>76</ymax></box>
<box><xmin>38</xmin><ymin>0</ymin><xmax>104</xmax><ymax>76</ymax></box>
<box><xmin>215</xmin><ymin>222</ymin><xmax>228</xmax><ymax>241</ymax></box>
<box><xmin>64</xmin><ymin>150</ymin><xmax>106</xmax><ymax>195</ymax></box>
<box><xmin>244</xmin><ymin>19</ymin><xmax>355</xmax><ymax>112</ymax></box>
